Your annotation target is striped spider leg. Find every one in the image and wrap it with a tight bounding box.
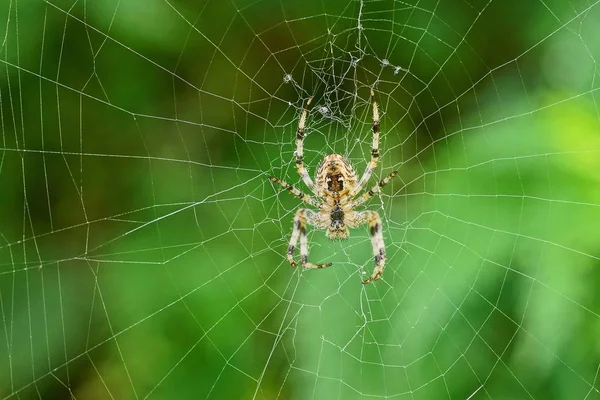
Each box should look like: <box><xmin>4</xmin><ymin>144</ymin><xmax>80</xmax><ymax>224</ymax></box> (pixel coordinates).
<box><xmin>295</xmin><ymin>96</ymin><xmax>317</xmax><ymax>193</ymax></box>
<box><xmin>345</xmin><ymin>210</ymin><xmax>385</xmax><ymax>284</ymax></box>
<box><xmin>345</xmin><ymin>170</ymin><xmax>398</xmax><ymax>210</ymax></box>
<box><xmin>268</xmin><ymin>177</ymin><xmax>330</xmax><ymax>269</ymax></box>
<box><xmin>268</xmin><ymin>177</ymin><xmax>323</xmax><ymax>209</ymax></box>
<box><xmin>350</xmin><ymin>88</ymin><xmax>381</xmax><ymax>197</ymax></box>
<box><xmin>287</xmin><ymin>209</ymin><xmax>332</xmax><ymax>269</ymax></box>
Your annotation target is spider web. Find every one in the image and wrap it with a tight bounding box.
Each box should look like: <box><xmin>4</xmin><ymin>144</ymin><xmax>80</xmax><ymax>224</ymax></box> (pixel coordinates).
<box><xmin>2</xmin><ymin>0</ymin><xmax>600</xmax><ymax>398</ymax></box>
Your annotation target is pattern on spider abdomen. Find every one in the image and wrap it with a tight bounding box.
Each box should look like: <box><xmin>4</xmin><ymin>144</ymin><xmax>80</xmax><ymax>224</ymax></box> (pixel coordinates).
<box><xmin>328</xmin><ymin>205</ymin><xmax>348</xmax><ymax>239</ymax></box>
<box><xmin>268</xmin><ymin>89</ymin><xmax>399</xmax><ymax>284</ymax></box>
<box><xmin>330</xmin><ymin>205</ymin><xmax>344</xmax><ymax>227</ymax></box>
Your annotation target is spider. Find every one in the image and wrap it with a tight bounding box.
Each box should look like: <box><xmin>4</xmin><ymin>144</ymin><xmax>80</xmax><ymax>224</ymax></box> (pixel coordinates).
<box><xmin>269</xmin><ymin>89</ymin><xmax>398</xmax><ymax>284</ymax></box>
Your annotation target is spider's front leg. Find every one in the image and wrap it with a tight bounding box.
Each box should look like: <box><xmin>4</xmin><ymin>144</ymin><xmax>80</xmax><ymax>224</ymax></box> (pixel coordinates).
<box><xmin>352</xmin><ymin>88</ymin><xmax>381</xmax><ymax>196</ymax></box>
<box><xmin>287</xmin><ymin>209</ymin><xmax>333</xmax><ymax>270</ymax></box>
<box><xmin>295</xmin><ymin>97</ymin><xmax>317</xmax><ymax>193</ymax></box>
<box><xmin>347</xmin><ymin>210</ymin><xmax>386</xmax><ymax>284</ymax></box>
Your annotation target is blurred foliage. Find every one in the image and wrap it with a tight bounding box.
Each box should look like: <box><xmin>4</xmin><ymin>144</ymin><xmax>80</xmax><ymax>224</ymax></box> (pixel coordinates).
<box><xmin>1</xmin><ymin>0</ymin><xmax>600</xmax><ymax>399</ymax></box>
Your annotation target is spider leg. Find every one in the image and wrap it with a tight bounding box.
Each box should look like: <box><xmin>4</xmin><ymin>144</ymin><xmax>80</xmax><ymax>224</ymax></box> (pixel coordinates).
<box><xmin>352</xmin><ymin>88</ymin><xmax>380</xmax><ymax>196</ymax></box>
<box><xmin>299</xmin><ymin>218</ymin><xmax>333</xmax><ymax>269</ymax></box>
<box><xmin>269</xmin><ymin>177</ymin><xmax>323</xmax><ymax>209</ymax></box>
<box><xmin>345</xmin><ymin>170</ymin><xmax>398</xmax><ymax>210</ymax></box>
<box><xmin>287</xmin><ymin>209</ymin><xmax>333</xmax><ymax>269</ymax></box>
<box><xmin>295</xmin><ymin>97</ymin><xmax>317</xmax><ymax>193</ymax></box>
<box><xmin>348</xmin><ymin>210</ymin><xmax>386</xmax><ymax>284</ymax></box>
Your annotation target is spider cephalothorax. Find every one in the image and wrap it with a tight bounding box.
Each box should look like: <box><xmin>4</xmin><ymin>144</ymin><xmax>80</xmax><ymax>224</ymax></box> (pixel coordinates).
<box><xmin>269</xmin><ymin>89</ymin><xmax>398</xmax><ymax>284</ymax></box>
<box><xmin>317</xmin><ymin>155</ymin><xmax>356</xmax><ymax>196</ymax></box>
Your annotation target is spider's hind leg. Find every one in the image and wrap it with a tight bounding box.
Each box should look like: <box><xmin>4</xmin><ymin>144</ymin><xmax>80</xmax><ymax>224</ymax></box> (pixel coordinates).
<box><xmin>287</xmin><ymin>209</ymin><xmax>333</xmax><ymax>270</ymax></box>
<box><xmin>347</xmin><ymin>210</ymin><xmax>386</xmax><ymax>284</ymax></box>
<box><xmin>300</xmin><ymin>222</ymin><xmax>333</xmax><ymax>269</ymax></box>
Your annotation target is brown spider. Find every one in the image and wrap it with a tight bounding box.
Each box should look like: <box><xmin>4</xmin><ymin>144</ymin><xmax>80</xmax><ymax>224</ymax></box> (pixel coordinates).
<box><xmin>269</xmin><ymin>89</ymin><xmax>397</xmax><ymax>284</ymax></box>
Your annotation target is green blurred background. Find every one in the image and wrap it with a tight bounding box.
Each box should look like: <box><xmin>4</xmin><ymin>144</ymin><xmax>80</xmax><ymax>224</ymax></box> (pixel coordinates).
<box><xmin>2</xmin><ymin>0</ymin><xmax>600</xmax><ymax>398</ymax></box>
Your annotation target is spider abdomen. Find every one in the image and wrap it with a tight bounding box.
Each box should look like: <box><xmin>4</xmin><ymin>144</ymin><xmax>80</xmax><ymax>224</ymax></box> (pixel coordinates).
<box><xmin>330</xmin><ymin>205</ymin><xmax>344</xmax><ymax>227</ymax></box>
<box><xmin>328</xmin><ymin>205</ymin><xmax>349</xmax><ymax>239</ymax></box>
